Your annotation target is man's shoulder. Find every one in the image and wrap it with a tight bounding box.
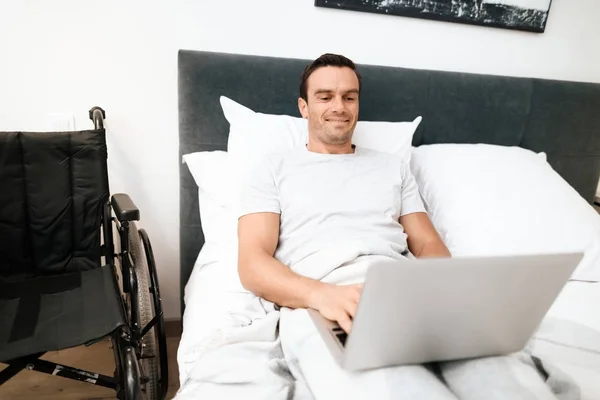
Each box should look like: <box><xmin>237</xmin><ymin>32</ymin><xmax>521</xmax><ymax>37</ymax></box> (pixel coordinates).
<box><xmin>355</xmin><ymin>146</ymin><xmax>386</xmax><ymax>157</ymax></box>
<box><xmin>355</xmin><ymin>146</ymin><xmax>408</xmax><ymax>164</ymax></box>
<box><xmin>249</xmin><ymin>146</ymin><xmax>306</xmax><ymax>174</ymax></box>
<box><xmin>271</xmin><ymin>145</ymin><xmax>306</xmax><ymax>160</ymax></box>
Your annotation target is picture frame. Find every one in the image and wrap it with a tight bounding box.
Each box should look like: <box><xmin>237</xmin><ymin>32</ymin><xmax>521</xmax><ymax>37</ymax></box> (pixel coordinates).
<box><xmin>314</xmin><ymin>0</ymin><xmax>553</xmax><ymax>33</ymax></box>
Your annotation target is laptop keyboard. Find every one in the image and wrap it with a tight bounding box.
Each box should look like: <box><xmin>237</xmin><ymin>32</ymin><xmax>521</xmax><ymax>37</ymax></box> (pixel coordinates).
<box><xmin>332</xmin><ymin>326</ymin><xmax>347</xmax><ymax>346</ymax></box>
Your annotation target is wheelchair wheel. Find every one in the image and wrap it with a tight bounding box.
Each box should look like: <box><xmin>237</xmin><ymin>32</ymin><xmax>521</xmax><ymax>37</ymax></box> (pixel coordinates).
<box><xmin>127</xmin><ymin>222</ymin><xmax>161</xmax><ymax>400</ymax></box>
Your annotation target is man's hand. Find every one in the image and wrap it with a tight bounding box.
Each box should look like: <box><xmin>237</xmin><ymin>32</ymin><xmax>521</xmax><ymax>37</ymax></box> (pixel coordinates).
<box><xmin>309</xmin><ymin>283</ymin><xmax>363</xmax><ymax>333</ymax></box>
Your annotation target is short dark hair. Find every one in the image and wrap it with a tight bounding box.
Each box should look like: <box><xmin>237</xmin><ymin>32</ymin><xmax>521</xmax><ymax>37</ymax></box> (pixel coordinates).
<box><xmin>299</xmin><ymin>53</ymin><xmax>362</xmax><ymax>102</ymax></box>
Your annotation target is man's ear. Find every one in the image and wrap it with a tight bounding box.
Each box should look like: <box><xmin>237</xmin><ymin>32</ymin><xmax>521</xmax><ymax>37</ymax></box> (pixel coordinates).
<box><xmin>298</xmin><ymin>97</ymin><xmax>308</xmax><ymax>119</ymax></box>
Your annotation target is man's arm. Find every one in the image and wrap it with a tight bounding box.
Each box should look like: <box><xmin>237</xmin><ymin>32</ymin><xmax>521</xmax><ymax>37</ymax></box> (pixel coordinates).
<box><xmin>397</xmin><ymin>160</ymin><xmax>450</xmax><ymax>259</ymax></box>
<box><xmin>238</xmin><ymin>212</ymin><xmax>362</xmax><ymax>333</ymax></box>
<box><xmin>238</xmin><ymin>212</ymin><xmax>324</xmax><ymax>309</ymax></box>
<box><xmin>400</xmin><ymin>212</ymin><xmax>451</xmax><ymax>258</ymax></box>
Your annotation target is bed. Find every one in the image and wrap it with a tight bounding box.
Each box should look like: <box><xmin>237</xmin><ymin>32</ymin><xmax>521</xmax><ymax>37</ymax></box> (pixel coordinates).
<box><xmin>175</xmin><ymin>49</ymin><xmax>600</xmax><ymax>399</ymax></box>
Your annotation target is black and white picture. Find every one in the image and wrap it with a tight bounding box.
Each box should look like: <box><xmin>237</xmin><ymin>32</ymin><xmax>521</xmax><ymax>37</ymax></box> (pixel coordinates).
<box><xmin>315</xmin><ymin>0</ymin><xmax>553</xmax><ymax>33</ymax></box>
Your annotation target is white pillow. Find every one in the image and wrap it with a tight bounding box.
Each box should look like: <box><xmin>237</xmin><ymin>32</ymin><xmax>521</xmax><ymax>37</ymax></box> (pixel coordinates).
<box><xmin>221</xmin><ymin>96</ymin><xmax>422</xmax><ymax>171</ymax></box>
<box><xmin>410</xmin><ymin>143</ymin><xmax>600</xmax><ymax>282</ymax></box>
<box><xmin>182</xmin><ymin>151</ymin><xmax>238</xmax><ymax>246</ymax></box>
<box><xmin>222</xmin><ymin>97</ymin><xmax>308</xmax><ymax>176</ymax></box>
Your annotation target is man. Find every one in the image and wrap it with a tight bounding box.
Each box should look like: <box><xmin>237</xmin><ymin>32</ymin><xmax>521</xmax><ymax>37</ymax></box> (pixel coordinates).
<box><xmin>236</xmin><ymin>54</ymin><xmax>572</xmax><ymax>400</ymax></box>
<box><xmin>237</xmin><ymin>53</ymin><xmax>449</xmax><ymax>333</ymax></box>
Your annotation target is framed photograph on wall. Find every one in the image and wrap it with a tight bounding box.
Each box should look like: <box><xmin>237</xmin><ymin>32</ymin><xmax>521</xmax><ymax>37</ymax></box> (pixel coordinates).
<box><xmin>314</xmin><ymin>0</ymin><xmax>553</xmax><ymax>33</ymax></box>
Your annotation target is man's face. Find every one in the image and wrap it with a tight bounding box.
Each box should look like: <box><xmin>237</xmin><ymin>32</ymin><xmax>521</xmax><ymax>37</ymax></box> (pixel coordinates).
<box><xmin>298</xmin><ymin>66</ymin><xmax>360</xmax><ymax>146</ymax></box>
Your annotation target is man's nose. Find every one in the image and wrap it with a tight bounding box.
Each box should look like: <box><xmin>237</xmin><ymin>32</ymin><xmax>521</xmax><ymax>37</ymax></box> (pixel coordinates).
<box><xmin>331</xmin><ymin>96</ymin><xmax>345</xmax><ymax>113</ymax></box>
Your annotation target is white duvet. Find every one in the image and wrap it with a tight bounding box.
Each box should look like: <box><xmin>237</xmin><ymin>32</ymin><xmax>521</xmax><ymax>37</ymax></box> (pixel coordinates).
<box><xmin>175</xmin><ymin>248</ymin><xmax>600</xmax><ymax>400</ymax></box>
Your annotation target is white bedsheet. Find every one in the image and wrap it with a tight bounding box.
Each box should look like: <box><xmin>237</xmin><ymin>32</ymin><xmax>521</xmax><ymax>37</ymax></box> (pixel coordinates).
<box><xmin>175</xmin><ymin>248</ymin><xmax>312</xmax><ymax>399</ymax></box>
<box><xmin>176</xmin><ymin>250</ymin><xmax>600</xmax><ymax>400</ymax></box>
<box><xmin>176</xmin><ymin>250</ymin><xmax>246</xmax><ymax>386</ymax></box>
<box><xmin>529</xmin><ymin>281</ymin><xmax>600</xmax><ymax>400</ymax></box>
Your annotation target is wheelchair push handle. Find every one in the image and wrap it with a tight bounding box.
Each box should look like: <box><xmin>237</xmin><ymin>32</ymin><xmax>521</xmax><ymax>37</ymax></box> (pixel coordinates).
<box><xmin>89</xmin><ymin>106</ymin><xmax>106</xmax><ymax>130</ymax></box>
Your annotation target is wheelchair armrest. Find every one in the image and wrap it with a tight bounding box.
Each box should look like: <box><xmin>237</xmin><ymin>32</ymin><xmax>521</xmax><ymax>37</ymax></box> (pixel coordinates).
<box><xmin>111</xmin><ymin>193</ymin><xmax>140</xmax><ymax>222</ymax></box>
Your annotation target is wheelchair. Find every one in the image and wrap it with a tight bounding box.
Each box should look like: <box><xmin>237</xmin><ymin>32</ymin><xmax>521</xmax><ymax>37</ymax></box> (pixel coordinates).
<box><xmin>0</xmin><ymin>107</ymin><xmax>168</xmax><ymax>400</ymax></box>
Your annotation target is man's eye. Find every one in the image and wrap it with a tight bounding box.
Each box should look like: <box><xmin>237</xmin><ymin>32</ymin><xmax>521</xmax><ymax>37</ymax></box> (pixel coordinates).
<box><xmin>346</xmin><ymin>97</ymin><xmax>356</xmax><ymax>101</ymax></box>
<box><xmin>319</xmin><ymin>97</ymin><xmax>330</xmax><ymax>101</ymax></box>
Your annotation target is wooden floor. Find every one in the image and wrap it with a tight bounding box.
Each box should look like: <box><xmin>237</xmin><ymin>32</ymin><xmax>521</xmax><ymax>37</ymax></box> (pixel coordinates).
<box><xmin>0</xmin><ymin>337</ymin><xmax>181</xmax><ymax>400</ymax></box>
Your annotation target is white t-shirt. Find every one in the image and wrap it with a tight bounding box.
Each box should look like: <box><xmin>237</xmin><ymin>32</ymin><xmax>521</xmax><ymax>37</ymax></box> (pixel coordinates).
<box><xmin>238</xmin><ymin>145</ymin><xmax>426</xmax><ymax>268</ymax></box>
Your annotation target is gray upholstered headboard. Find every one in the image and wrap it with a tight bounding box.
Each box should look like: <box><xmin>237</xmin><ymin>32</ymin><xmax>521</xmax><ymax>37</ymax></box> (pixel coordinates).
<box><xmin>178</xmin><ymin>49</ymin><xmax>600</xmax><ymax>316</ymax></box>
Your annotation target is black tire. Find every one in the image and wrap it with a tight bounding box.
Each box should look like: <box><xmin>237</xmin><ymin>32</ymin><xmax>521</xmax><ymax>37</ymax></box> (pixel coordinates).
<box><xmin>127</xmin><ymin>222</ymin><xmax>160</xmax><ymax>400</ymax></box>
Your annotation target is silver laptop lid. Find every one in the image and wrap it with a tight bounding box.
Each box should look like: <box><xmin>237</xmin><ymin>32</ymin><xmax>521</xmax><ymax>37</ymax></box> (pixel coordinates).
<box><xmin>342</xmin><ymin>252</ymin><xmax>583</xmax><ymax>371</ymax></box>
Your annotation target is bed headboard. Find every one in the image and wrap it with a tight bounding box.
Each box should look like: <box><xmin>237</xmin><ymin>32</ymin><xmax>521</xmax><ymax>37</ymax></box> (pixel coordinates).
<box><xmin>178</xmin><ymin>49</ymin><xmax>600</xmax><ymax>316</ymax></box>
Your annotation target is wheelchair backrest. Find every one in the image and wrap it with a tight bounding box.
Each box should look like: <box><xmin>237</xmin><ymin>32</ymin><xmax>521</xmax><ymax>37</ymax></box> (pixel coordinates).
<box><xmin>0</xmin><ymin>129</ymin><xmax>109</xmax><ymax>277</ymax></box>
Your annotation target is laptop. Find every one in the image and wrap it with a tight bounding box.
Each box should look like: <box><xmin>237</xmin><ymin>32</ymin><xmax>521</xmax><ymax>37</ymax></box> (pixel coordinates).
<box><xmin>308</xmin><ymin>252</ymin><xmax>583</xmax><ymax>371</ymax></box>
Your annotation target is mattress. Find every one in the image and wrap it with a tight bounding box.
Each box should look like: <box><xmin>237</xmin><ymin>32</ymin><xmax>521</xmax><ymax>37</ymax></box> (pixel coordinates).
<box><xmin>177</xmin><ymin>251</ymin><xmax>600</xmax><ymax>399</ymax></box>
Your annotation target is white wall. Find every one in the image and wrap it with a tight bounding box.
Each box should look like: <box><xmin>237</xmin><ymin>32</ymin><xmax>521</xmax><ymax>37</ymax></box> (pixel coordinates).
<box><xmin>1</xmin><ymin>0</ymin><xmax>599</xmax><ymax>318</ymax></box>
